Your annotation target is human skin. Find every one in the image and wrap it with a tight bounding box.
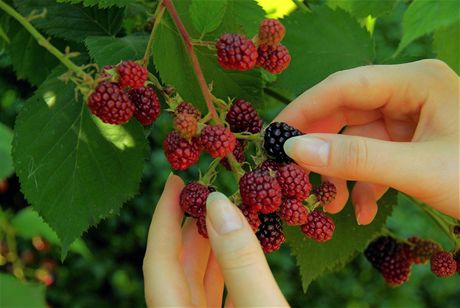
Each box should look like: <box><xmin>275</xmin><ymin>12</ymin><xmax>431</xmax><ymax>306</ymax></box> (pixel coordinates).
<box><xmin>279</xmin><ymin>59</ymin><xmax>459</xmax><ymax>224</ymax></box>
<box><xmin>144</xmin><ymin>60</ymin><xmax>459</xmax><ymax>307</ymax></box>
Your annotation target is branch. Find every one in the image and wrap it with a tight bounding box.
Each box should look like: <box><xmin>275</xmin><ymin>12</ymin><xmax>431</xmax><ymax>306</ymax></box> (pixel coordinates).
<box><xmin>265</xmin><ymin>87</ymin><xmax>292</xmax><ymax>105</ymax></box>
<box><xmin>0</xmin><ymin>0</ymin><xmax>86</xmax><ymax>79</ymax></box>
<box><xmin>162</xmin><ymin>0</ymin><xmax>220</xmax><ymax>123</ymax></box>
<box><xmin>143</xmin><ymin>3</ymin><xmax>165</xmax><ymax>67</ymax></box>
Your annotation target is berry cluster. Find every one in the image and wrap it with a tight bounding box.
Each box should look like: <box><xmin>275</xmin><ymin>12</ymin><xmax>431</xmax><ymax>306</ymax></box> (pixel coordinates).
<box><xmin>365</xmin><ymin>235</ymin><xmax>458</xmax><ymax>286</ymax></box>
<box><xmin>87</xmin><ymin>60</ymin><xmax>160</xmax><ymax>126</ymax></box>
<box><xmin>160</xmin><ymin>18</ymin><xmax>335</xmax><ymax>254</ymax></box>
<box><xmin>216</xmin><ymin>19</ymin><xmax>291</xmax><ymax>74</ymax></box>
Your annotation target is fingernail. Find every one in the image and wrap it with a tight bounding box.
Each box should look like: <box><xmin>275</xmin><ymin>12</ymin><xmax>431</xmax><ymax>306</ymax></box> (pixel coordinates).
<box><xmin>206</xmin><ymin>192</ymin><xmax>243</xmax><ymax>235</ymax></box>
<box><xmin>284</xmin><ymin>136</ymin><xmax>329</xmax><ymax>167</ymax></box>
<box><xmin>355</xmin><ymin>205</ymin><xmax>362</xmax><ymax>225</ymax></box>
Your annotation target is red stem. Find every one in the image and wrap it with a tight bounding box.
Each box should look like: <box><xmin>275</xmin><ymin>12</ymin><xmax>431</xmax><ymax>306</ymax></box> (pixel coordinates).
<box><xmin>162</xmin><ymin>0</ymin><xmax>220</xmax><ymax>123</ymax></box>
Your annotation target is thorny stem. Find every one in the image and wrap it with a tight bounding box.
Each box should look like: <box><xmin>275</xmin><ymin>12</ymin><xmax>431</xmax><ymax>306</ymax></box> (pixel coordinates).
<box><xmin>0</xmin><ymin>0</ymin><xmax>86</xmax><ymax>79</ymax></box>
<box><xmin>162</xmin><ymin>0</ymin><xmax>219</xmax><ymax>123</ymax></box>
<box><xmin>142</xmin><ymin>3</ymin><xmax>165</xmax><ymax>67</ymax></box>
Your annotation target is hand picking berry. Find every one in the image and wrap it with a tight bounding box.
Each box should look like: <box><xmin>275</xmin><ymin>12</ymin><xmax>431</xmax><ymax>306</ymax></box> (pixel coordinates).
<box><xmin>264</xmin><ymin>122</ymin><xmax>302</xmax><ymax>163</ymax></box>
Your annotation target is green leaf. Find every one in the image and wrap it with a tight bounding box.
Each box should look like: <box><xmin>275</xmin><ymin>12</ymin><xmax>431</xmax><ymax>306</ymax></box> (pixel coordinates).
<box><xmin>275</xmin><ymin>7</ymin><xmax>374</xmax><ymax>97</ymax></box>
<box><xmin>11</xmin><ymin>207</ymin><xmax>92</xmax><ymax>258</ymax></box>
<box><xmin>208</xmin><ymin>0</ymin><xmax>265</xmax><ymax>39</ymax></box>
<box><xmin>396</xmin><ymin>0</ymin><xmax>460</xmax><ymax>55</ymax></box>
<box><xmin>0</xmin><ymin>14</ymin><xmax>10</xmax><ymax>49</ymax></box>
<box><xmin>0</xmin><ymin>122</ymin><xmax>13</xmax><ymax>180</ymax></box>
<box><xmin>189</xmin><ymin>0</ymin><xmax>227</xmax><ymax>35</ymax></box>
<box><xmin>12</xmin><ymin>69</ymin><xmax>147</xmax><ymax>256</ymax></box>
<box><xmin>153</xmin><ymin>12</ymin><xmax>205</xmax><ymax>110</ymax></box>
<box><xmin>196</xmin><ymin>47</ymin><xmax>264</xmax><ymax>106</ymax></box>
<box><xmin>56</xmin><ymin>0</ymin><xmax>131</xmax><ymax>8</ymax></box>
<box><xmin>85</xmin><ymin>35</ymin><xmax>148</xmax><ymax>67</ymax></box>
<box><xmin>15</xmin><ymin>0</ymin><xmax>124</xmax><ymax>43</ymax></box>
<box><xmin>286</xmin><ymin>188</ymin><xmax>397</xmax><ymax>291</ymax></box>
<box><xmin>0</xmin><ymin>273</ymin><xmax>47</xmax><ymax>307</ymax></box>
<box><xmin>433</xmin><ymin>21</ymin><xmax>460</xmax><ymax>74</ymax></box>
<box><xmin>8</xmin><ymin>27</ymin><xmax>59</xmax><ymax>86</ymax></box>
<box><xmin>153</xmin><ymin>0</ymin><xmax>264</xmax><ymax>112</ymax></box>
<box><xmin>327</xmin><ymin>0</ymin><xmax>397</xmax><ymax>18</ymax></box>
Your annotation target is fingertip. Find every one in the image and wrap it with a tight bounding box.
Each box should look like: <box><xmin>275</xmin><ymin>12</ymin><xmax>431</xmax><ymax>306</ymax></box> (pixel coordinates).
<box><xmin>323</xmin><ymin>178</ymin><xmax>349</xmax><ymax>214</ymax></box>
<box><xmin>355</xmin><ymin>201</ymin><xmax>378</xmax><ymax>225</ymax></box>
<box><xmin>165</xmin><ymin>172</ymin><xmax>185</xmax><ymax>190</ymax></box>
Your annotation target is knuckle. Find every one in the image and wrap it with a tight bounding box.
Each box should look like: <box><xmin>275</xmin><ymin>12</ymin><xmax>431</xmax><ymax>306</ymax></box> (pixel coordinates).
<box><xmin>342</xmin><ymin>138</ymin><xmax>370</xmax><ymax>176</ymax></box>
<box><xmin>324</xmin><ymin>70</ymin><xmax>343</xmax><ymax>84</ymax></box>
<box><xmin>420</xmin><ymin>59</ymin><xmax>455</xmax><ymax>78</ymax></box>
<box><xmin>218</xmin><ymin>241</ymin><xmax>262</xmax><ymax>271</ymax></box>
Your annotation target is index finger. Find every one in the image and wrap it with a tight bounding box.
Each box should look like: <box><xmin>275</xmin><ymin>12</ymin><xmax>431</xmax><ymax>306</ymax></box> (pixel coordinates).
<box><xmin>275</xmin><ymin>60</ymin><xmax>436</xmax><ymax>133</ymax></box>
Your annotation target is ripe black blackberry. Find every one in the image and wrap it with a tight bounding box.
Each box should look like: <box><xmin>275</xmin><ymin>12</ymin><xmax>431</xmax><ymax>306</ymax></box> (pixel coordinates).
<box><xmin>256</xmin><ymin>213</ymin><xmax>285</xmax><ymax>253</ymax></box>
<box><xmin>364</xmin><ymin>236</ymin><xmax>398</xmax><ymax>270</ymax></box>
<box><xmin>264</xmin><ymin>122</ymin><xmax>302</xmax><ymax>163</ymax></box>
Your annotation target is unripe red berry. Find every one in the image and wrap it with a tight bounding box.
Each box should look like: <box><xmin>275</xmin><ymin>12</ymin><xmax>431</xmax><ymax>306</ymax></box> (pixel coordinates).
<box><xmin>258</xmin><ymin>19</ymin><xmax>286</xmax><ymax>46</ymax></box>
<box><xmin>216</xmin><ymin>33</ymin><xmax>258</xmax><ymax>71</ymax></box>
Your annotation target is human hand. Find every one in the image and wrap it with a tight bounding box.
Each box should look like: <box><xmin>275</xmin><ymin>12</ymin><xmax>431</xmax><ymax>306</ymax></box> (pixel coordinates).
<box><xmin>276</xmin><ymin>59</ymin><xmax>459</xmax><ymax>223</ymax></box>
<box><xmin>143</xmin><ymin>174</ymin><xmax>288</xmax><ymax>307</ymax></box>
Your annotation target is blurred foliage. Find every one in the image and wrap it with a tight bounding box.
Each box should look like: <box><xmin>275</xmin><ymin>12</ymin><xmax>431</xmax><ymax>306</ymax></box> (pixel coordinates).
<box><xmin>0</xmin><ymin>0</ymin><xmax>459</xmax><ymax>307</ymax></box>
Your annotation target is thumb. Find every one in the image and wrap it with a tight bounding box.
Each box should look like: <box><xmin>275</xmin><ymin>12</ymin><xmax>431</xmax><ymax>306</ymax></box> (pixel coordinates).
<box><xmin>205</xmin><ymin>192</ymin><xmax>288</xmax><ymax>307</ymax></box>
<box><xmin>284</xmin><ymin>134</ymin><xmax>434</xmax><ymax>195</ymax></box>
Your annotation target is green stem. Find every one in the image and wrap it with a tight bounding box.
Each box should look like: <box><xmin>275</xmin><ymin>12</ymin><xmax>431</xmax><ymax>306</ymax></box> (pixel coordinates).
<box><xmin>265</xmin><ymin>87</ymin><xmax>292</xmax><ymax>105</ymax></box>
<box><xmin>191</xmin><ymin>39</ymin><xmax>215</xmax><ymax>47</ymax></box>
<box><xmin>0</xmin><ymin>0</ymin><xmax>86</xmax><ymax>79</ymax></box>
<box><xmin>293</xmin><ymin>0</ymin><xmax>312</xmax><ymax>13</ymax></box>
<box><xmin>142</xmin><ymin>3</ymin><xmax>165</xmax><ymax>67</ymax></box>
<box><xmin>226</xmin><ymin>153</ymin><xmax>244</xmax><ymax>183</ymax></box>
<box><xmin>234</xmin><ymin>132</ymin><xmax>262</xmax><ymax>141</ymax></box>
<box><xmin>201</xmin><ymin>157</ymin><xmax>221</xmax><ymax>185</ymax></box>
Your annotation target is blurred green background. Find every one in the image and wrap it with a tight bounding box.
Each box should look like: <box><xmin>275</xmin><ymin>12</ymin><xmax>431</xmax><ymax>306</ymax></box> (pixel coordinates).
<box><xmin>1</xmin><ymin>0</ymin><xmax>459</xmax><ymax>307</ymax></box>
